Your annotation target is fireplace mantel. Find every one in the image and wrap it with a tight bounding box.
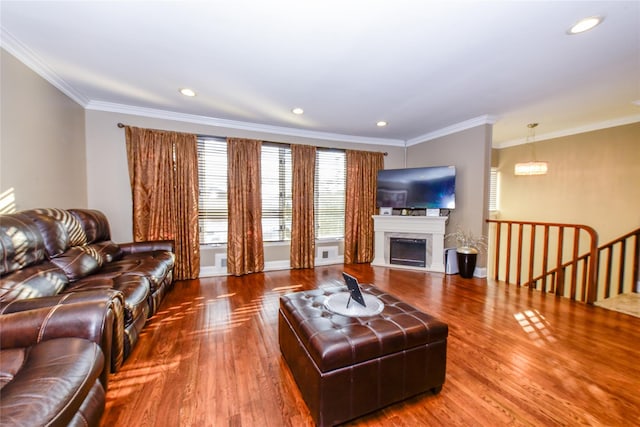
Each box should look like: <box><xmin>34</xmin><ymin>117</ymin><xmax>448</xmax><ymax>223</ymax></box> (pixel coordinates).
<box><xmin>371</xmin><ymin>215</ymin><xmax>447</xmax><ymax>272</ymax></box>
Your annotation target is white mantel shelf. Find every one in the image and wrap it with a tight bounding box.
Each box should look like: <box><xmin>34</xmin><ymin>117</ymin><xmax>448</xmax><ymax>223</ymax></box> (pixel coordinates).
<box><xmin>371</xmin><ymin>215</ymin><xmax>447</xmax><ymax>273</ymax></box>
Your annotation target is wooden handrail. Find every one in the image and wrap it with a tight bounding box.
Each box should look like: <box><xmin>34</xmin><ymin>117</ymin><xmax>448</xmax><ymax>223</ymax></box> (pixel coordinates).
<box><xmin>597</xmin><ymin>227</ymin><xmax>640</xmax><ymax>298</ymax></box>
<box><xmin>487</xmin><ymin>219</ymin><xmax>598</xmax><ymax>303</ymax></box>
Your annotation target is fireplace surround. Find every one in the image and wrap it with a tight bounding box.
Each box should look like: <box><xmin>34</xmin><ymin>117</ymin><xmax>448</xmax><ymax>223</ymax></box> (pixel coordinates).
<box><xmin>371</xmin><ymin>215</ymin><xmax>447</xmax><ymax>272</ymax></box>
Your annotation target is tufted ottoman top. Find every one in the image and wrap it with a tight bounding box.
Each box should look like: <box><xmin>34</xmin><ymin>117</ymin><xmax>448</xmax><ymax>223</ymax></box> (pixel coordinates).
<box><xmin>279</xmin><ymin>284</ymin><xmax>448</xmax><ymax>373</ymax></box>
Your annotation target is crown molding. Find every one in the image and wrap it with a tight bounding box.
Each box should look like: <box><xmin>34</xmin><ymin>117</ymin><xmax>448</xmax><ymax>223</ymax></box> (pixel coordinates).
<box><xmin>495</xmin><ymin>114</ymin><xmax>640</xmax><ymax>149</ymax></box>
<box><xmin>1</xmin><ymin>27</ymin><xmax>89</xmax><ymax>106</ymax></box>
<box><xmin>4</xmin><ymin>27</ymin><xmax>635</xmax><ymax>150</ymax></box>
<box><xmin>405</xmin><ymin>115</ymin><xmax>498</xmax><ymax>147</ymax></box>
<box><xmin>85</xmin><ymin>100</ymin><xmax>406</xmax><ymax>147</ymax></box>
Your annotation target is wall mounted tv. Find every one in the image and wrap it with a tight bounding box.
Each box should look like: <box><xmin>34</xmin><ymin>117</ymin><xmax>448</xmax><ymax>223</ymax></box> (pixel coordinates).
<box><xmin>376</xmin><ymin>166</ymin><xmax>456</xmax><ymax>209</ymax></box>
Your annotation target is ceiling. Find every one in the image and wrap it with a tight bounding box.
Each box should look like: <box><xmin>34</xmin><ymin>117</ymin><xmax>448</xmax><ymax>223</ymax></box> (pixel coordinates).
<box><xmin>1</xmin><ymin>1</ymin><xmax>639</xmax><ymax>148</ymax></box>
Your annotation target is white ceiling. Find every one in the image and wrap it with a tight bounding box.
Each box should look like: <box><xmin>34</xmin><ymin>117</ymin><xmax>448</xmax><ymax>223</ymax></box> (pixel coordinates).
<box><xmin>1</xmin><ymin>1</ymin><xmax>639</xmax><ymax>147</ymax></box>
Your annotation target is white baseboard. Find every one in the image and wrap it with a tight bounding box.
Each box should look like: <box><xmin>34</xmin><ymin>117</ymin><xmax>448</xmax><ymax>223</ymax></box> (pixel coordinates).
<box><xmin>263</xmin><ymin>260</ymin><xmax>291</xmax><ymax>272</ymax></box>
<box><xmin>473</xmin><ymin>267</ymin><xmax>487</xmax><ymax>278</ymax></box>
<box><xmin>315</xmin><ymin>256</ymin><xmax>344</xmax><ymax>266</ymax></box>
<box><xmin>199</xmin><ymin>266</ymin><xmax>227</xmax><ymax>277</ymax></box>
<box><xmin>199</xmin><ymin>256</ymin><xmax>344</xmax><ymax>277</ymax></box>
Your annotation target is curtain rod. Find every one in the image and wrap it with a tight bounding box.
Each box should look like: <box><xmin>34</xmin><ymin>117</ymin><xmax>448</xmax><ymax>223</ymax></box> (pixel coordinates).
<box><xmin>116</xmin><ymin>122</ymin><xmax>387</xmax><ymax>155</ymax></box>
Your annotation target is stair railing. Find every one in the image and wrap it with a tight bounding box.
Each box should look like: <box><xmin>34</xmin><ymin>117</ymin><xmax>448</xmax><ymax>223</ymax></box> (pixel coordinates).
<box><xmin>486</xmin><ymin>220</ymin><xmax>598</xmax><ymax>303</ymax></box>
<box><xmin>597</xmin><ymin>227</ymin><xmax>640</xmax><ymax>298</ymax></box>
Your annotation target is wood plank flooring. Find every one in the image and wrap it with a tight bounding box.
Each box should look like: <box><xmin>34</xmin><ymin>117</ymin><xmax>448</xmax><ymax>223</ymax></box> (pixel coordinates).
<box><xmin>100</xmin><ymin>264</ymin><xmax>640</xmax><ymax>426</ymax></box>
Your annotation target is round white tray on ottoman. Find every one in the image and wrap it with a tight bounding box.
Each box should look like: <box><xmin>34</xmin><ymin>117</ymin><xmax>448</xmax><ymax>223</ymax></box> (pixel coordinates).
<box><xmin>323</xmin><ymin>292</ymin><xmax>384</xmax><ymax>317</ymax></box>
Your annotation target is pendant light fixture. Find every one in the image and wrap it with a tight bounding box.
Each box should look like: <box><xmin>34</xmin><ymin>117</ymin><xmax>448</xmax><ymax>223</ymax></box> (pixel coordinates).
<box><xmin>514</xmin><ymin>123</ymin><xmax>548</xmax><ymax>176</ymax></box>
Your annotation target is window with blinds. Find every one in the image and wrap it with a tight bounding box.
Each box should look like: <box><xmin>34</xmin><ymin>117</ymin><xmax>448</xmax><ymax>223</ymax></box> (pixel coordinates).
<box><xmin>197</xmin><ymin>137</ymin><xmax>228</xmax><ymax>244</ymax></box>
<box><xmin>489</xmin><ymin>167</ymin><xmax>499</xmax><ymax>212</ymax></box>
<box><xmin>261</xmin><ymin>144</ymin><xmax>292</xmax><ymax>242</ymax></box>
<box><xmin>197</xmin><ymin>138</ymin><xmax>347</xmax><ymax>245</ymax></box>
<box><xmin>315</xmin><ymin>150</ymin><xmax>346</xmax><ymax>239</ymax></box>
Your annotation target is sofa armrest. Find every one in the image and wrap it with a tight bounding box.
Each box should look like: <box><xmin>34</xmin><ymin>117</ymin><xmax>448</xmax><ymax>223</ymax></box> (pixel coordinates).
<box><xmin>120</xmin><ymin>240</ymin><xmax>175</xmax><ymax>254</ymax></box>
<box><xmin>0</xmin><ymin>289</ymin><xmax>122</xmax><ymax>314</ymax></box>
<box><xmin>0</xmin><ymin>292</ymin><xmax>124</xmax><ymax>387</ymax></box>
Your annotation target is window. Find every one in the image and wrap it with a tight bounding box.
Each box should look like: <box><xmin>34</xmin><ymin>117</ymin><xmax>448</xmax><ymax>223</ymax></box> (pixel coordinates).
<box><xmin>315</xmin><ymin>150</ymin><xmax>346</xmax><ymax>239</ymax></box>
<box><xmin>197</xmin><ymin>137</ymin><xmax>228</xmax><ymax>244</ymax></box>
<box><xmin>261</xmin><ymin>144</ymin><xmax>292</xmax><ymax>242</ymax></box>
<box><xmin>197</xmin><ymin>138</ymin><xmax>347</xmax><ymax>245</ymax></box>
<box><xmin>489</xmin><ymin>167</ymin><xmax>499</xmax><ymax>212</ymax></box>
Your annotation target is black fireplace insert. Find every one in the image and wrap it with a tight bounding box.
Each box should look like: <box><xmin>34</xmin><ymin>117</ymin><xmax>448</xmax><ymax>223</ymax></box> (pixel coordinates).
<box><xmin>389</xmin><ymin>237</ymin><xmax>426</xmax><ymax>267</ymax></box>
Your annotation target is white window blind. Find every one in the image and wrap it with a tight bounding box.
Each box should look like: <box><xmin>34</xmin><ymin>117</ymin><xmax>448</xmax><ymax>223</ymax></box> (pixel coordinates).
<box><xmin>489</xmin><ymin>167</ymin><xmax>499</xmax><ymax>212</ymax></box>
<box><xmin>197</xmin><ymin>137</ymin><xmax>228</xmax><ymax>244</ymax></box>
<box><xmin>261</xmin><ymin>143</ymin><xmax>292</xmax><ymax>242</ymax></box>
<box><xmin>197</xmin><ymin>139</ymin><xmax>347</xmax><ymax>245</ymax></box>
<box><xmin>315</xmin><ymin>150</ymin><xmax>346</xmax><ymax>239</ymax></box>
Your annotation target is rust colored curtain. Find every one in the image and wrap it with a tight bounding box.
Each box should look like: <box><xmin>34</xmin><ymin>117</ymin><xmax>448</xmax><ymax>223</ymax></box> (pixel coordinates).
<box><xmin>290</xmin><ymin>145</ymin><xmax>316</xmax><ymax>269</ymax></box>
<box><xmin>125</xmin><ymin>126</ymin><xmax>200</xmax><ymax>280</ymax></box>
<box><xmin>344</xmin><ymin>150</ymin><xmax>384</xmax><ymax>264</ymax></box>
<box><xmin>227</xmin><ymin>138</ymin><xmax>264</xmax><ymax>276</ymax></box>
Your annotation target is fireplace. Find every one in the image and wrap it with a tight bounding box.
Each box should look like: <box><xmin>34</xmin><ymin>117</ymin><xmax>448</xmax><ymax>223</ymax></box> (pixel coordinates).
<box><xmin>389</xmin><ymin>238</ymin><xmax>426</xmax><ymax>267</ymax></box>
<box><xmin>371</xmin><ymin>215</ymin><xmax>446</xmax><ymax>272</ymax></box>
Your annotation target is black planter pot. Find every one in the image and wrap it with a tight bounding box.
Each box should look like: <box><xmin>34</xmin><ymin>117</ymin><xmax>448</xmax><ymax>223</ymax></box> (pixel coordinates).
<box><xmin>456</xmin><ymin>251</ymin><xmax>478</xmax><ymax>279</ymax></box>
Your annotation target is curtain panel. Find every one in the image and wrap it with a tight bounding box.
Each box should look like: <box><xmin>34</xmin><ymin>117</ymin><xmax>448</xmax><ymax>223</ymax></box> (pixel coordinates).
<box><xmin>344</xmin><ymin>150</ymin><xmax>384</xmax><ymax>264</ymax></box>
<box><xmin>227</xmin><ymin>138</ymin><xmax>264</xmax><ymax>276</ymax></box>
<box><xmin>125</xmin><ymin>126</ymin><xmax>200</xmax><ymax>280</ymax></box>
<box><xmin>290</xmin><ymin>144</ymin><xmax>316</xmax><ymax>269</ymax></box>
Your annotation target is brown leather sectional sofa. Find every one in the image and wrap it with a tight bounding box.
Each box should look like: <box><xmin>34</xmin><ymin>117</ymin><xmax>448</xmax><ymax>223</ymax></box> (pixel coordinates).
<box><xmin>0</xmin><ymin>208</ymin><xmax>175</xmax><ymax>426</ymax></box>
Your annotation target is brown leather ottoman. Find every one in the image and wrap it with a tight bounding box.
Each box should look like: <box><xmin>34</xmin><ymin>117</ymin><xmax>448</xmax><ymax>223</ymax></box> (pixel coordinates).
<box><xmin>279</xmin><ymin>284</ymin><xmax>448</xmax><ymax>427</ymax></box>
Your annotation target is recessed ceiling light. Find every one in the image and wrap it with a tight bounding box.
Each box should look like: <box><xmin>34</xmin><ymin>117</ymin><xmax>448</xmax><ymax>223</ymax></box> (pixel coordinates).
<box><xmin>568</xmin><ymin>16</ymin><xmax>603</xmax><ymax>35</ymax></box>
<box><xmin>179</xmin><ymin>88</ymin><xmax>196</xmax><ymax>97</ymax></box>
<box><xmin>376</xmin><ymin>121</ymin><xmax>388</xmax><ymax>127</ymax></box>
<box><xmin>292</xmin><ymin>107</ymin><xmax>304</xmax><ymax>115</ymax></box>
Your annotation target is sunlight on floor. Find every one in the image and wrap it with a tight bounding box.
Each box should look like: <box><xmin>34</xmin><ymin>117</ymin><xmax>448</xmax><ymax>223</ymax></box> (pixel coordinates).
<box><xmin>272</xmin><ymin>284</ymin><xmax>303</xmax><ymax>292</ymax></box>
<box><xmin>216</xmin><ymin>293</ymin><xmax>236</xmax><ymax>299</ymax></box>
<box><xmin>106</xmin><ymin>358</ymin><xmax>183</xmax><ymax>400</ymax></box>
<box><xmin>183</xmin><ymin>285</ymin><xmax>304</xmax><ymax>335</ymax></box>
<box><xmin>513</xmin><ymin>309</ymin><xmax>556</xmax><ymax>346</ymax></box>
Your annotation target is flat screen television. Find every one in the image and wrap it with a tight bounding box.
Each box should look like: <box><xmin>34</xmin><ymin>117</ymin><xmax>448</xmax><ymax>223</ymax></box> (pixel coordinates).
<box><xmin>376</xmin><ymin>166</ymin><xmax>456</xmax><ymax>209</ymax></box>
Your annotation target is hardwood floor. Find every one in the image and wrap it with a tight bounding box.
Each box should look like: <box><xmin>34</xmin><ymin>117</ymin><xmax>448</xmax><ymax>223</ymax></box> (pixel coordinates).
<box><xmin>100</xmin><ymin>264</ymin><xmax>640</xmax><ymax>426</ymax></box>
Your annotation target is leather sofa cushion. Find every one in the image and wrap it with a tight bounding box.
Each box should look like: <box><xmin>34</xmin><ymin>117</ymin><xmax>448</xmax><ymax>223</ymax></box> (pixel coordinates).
<box><xmin>28</xmin><ymin>208</ymin><xmax>87</xmax><ymax>247</ymax></box>
<box><xmin>0</xmin><ymin>262</ymin><xmax>69</xmax><ymax>302</ymax></box>
<box><xmin>0</xmin><ymin>348</ymin><xmax>24</xmax><ymax>389</ymax></box>
<box><xmin>70</xmin><ymin>380</ymin><xmax>105</xmax><ymax>427</ymax></box>
<box><xmin>0</xmin><ymin>213</ymin><xmax>46</xmax><ymax>275</ymax></box>
<box><xmin>89</xmin><ymin>241</ymin><xmax>124</xmax><ymax>263</ymax></box>
<box><xmin>20</xmin><ymin>211</ymin><xmax>79</xmax><ymax>257</ymax></box>
<box><xmin>46</xmin><ymin>242</ymin><xmax>124</xmax><ymax>282</ymax></box>
<box><xmin>50</xmin><ymin>246</ymin><xmax>101</xmax><ymax>281</ymax></box>
<box><xmin>47</xmin><ymin>242</ymin><xmax>123</xmax><ymax>282</ymax></box>
<box><xmin>0</xmin><ymin>337</ymin><xmax>104</xmax><ymax>427</ymax></box>
<box><xmin>67</xmin><ymin>274</ymin><xmax>150</xmax><ymax>325</ymax></box>
<box><xmin>70</xmin><ymin>209</ymin><xmax>112</xmax><ymax>243</ymax></box>
<box><xmin>100</xmin><ymin>251</ymin><xmax>175</xmax><ymax>291</ymax></box>
<box><xmin>279</xmin><ymin>285</ymin><xmax>449</xmax><ymax>373</ymax></box>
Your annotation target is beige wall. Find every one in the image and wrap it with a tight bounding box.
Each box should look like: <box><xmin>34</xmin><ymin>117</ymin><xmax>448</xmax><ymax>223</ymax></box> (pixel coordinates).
<box><xmin>0</xmin><ymin>49</ymin><xmax>87</xmax><ymax>211</ymax></box>
<box><xmin>496</xmin><ymin>122</ymin><xmax>640</xmax><ymax>243</ymax></box>
<box><xmin>406</xmin><ymin>124</ymin><xmax>493</xmax><ymax>267</ymax></box>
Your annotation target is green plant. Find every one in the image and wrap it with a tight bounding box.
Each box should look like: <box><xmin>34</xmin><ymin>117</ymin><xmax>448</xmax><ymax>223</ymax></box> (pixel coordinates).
<box><xmin>446</xmin><ymin>227</ymin><xmax>488</xmax><ymax>254</ymax></box>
